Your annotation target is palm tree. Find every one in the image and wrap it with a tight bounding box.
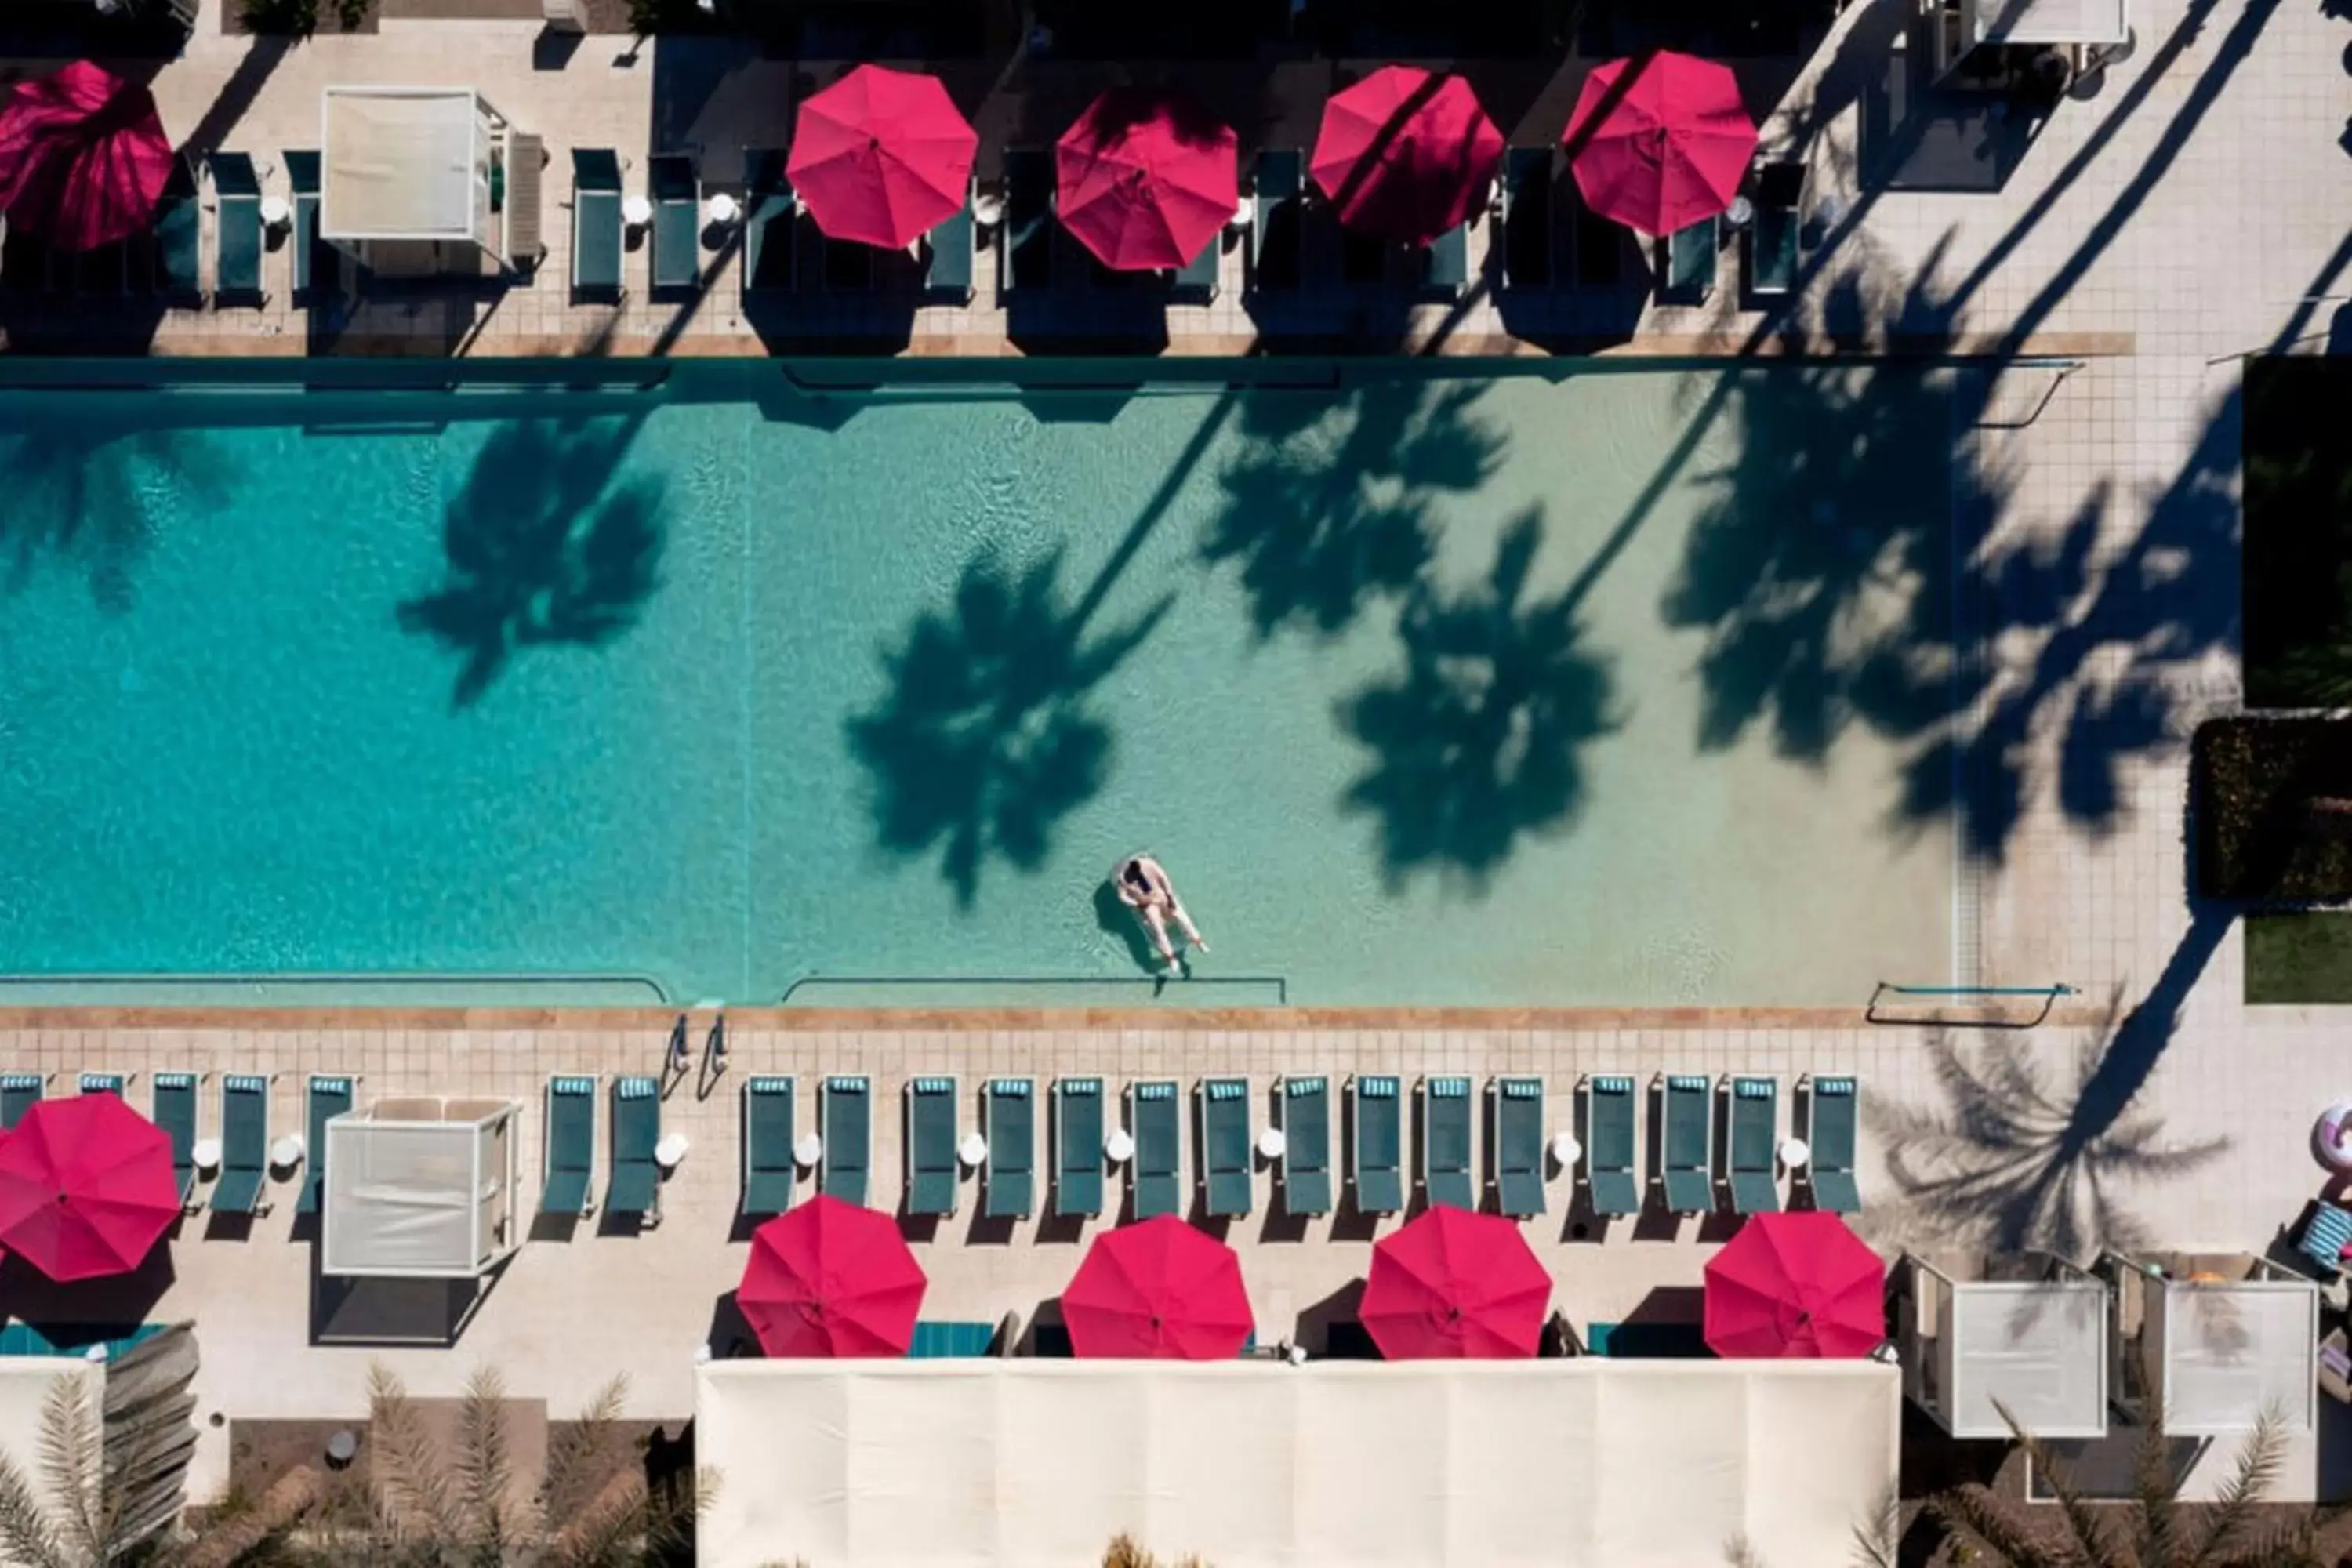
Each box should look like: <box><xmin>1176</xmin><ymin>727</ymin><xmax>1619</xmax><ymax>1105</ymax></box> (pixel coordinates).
<box><xmin>1932</xmin><ymin>1407</ymin><xmax>2352</xmax><ymax>1566</ymax></box>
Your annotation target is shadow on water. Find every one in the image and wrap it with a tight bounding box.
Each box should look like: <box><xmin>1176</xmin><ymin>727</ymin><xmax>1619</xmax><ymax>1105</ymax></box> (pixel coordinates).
<box><xmin>1340</xmin><ymin>510</ymin><xmax>1618</xmax><ymax>894</ymax></box>
<box><xmin>847</xmin><ymin>548</ymin><xmax>1171</xmax><ymax>909</ymax></box>
<box><xmin>1092</xmin><ymin>880</ymin><xmax>1167</xmax><ymax>975</ymax></box>
<box><xmin>0</xmin><ymin>422</ymin><xmax>236</xmax><ymax>613</ymax></box>
<box><xmin>397</xmin><ymin>417</ymin><xmax>666</xmax><ymax>709</ymax></box>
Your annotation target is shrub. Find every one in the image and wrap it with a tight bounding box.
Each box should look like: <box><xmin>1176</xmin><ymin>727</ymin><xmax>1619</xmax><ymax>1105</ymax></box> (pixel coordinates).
<box><xmin>2194</xmin><ymin>716</ymin><xmax>2352</xmax><ymax>900</ymax></box>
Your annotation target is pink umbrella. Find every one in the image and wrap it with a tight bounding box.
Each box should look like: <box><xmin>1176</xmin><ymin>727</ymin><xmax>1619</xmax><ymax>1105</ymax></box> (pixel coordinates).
<box><xmin>1054</xmin><ymin>89</ymin><xmax>1238</xmax><ymax>273</ymax></box>
<box><xmin>0</xmin><ymin>61</ymin><xmax>174</xmax><ymax>254</ymax></box>
<box><xmin>1062</xmin><ymin>1216</ymin><xmax>1254</xmax><ymax>1359</ymax></box>
<box><xmin>1311</xmin><ymin>66</ymin><xmax>1503</xmax><ymax>246</ymax></box>
<box><xmin>787</xmin><ymin>65</ymin><xmax>978</xmax><ymax>252</ymax></box>
<box><xmin>1359</xmin><ymin>1205</ymin><xmax>1551</xmax><ymax>1359</ymax></box>
<box><xmin>739</xmin><ymin>1195</ymin><xmax>927</xmax><ymax>1358</ymax></box>
<box><xmin>0</xmin><ymin>1096</ymin><xmax>178</xmax><ymax>1283</ymax></box>
<box><xmin>1704</xmin><ymin>1212</ymin><xmax>1886</xmax><ymax>1359</ymax></box>
<box><xmin>1563</xmin><ymin>52</ymin><xmax>1757</xmax><ymax>238</ymax></box>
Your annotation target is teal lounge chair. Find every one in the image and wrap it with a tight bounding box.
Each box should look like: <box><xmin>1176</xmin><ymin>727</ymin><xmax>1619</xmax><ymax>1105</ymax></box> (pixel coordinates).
<box><xmin>1351</xmin><ymin>1075</ymin><xmax>1403</xmax><ymax>1215</ymax></box>
<box><xmin>0</xmin><ymin>1073</ymin><xmax>43</xmax><ymax>1130</ymax></box>
<box><xmin>541</xmin><ymin>1075</ymin><xmax>596</xmax><ymax>1218</ymax></box>
<box><xmin>1420</xmin><ymin>1076</ymin><xmax>1475</xmax><ymax>1211</ymax></box>
<box><xmin>608</xmin><ymin>1075</ymin><xmax>661</xmax><ymax>1221</ymax></box>
<box><xmin>213</xmin><ymin>1074</ymin><xmax>270</xmax><ymax>1216</ymax></box>
<box><xmin>1802</xmin><ymin>1074</ymin><xmax>1861</xmax><ymax>1214</ymax></box>
<box><xmin>1728</xmin><ymin>1076</ymin><xmax>1780</xmax><ymax>1215</ymax></box>
<box><xmin>1198</xmin><ymin>1077</ymin><xmax>1251</xmax><ymax>1218</ymax></box>
<box><xmin>924</xmin><ymin>181</ymin><xmax>975</xmax><ymax>303</ymax></box>
<box><xmin>1250</xmin><ymin>147</ymin><xmax>1301</xmax><ymax>293</ymax></box>
<box><xmin>1003</xmin><ymin>148</ymin><xmax>1053</xmax><ymax>293</ymax></box>
<box><xmin>1580</xmin><ymin>1074</ymin><xmax>1640</xmax><ymax>1218</ymax></box>
<box><xmin>740</xmin><ymin>1075</ymin><xmax>797</xmax><ymax>1218</ymax></box>
<box><xmin>1660</xmin><ymin>1073</ymin><xmax>1713</xmax><ymax>1215</ymax></box>
<box><xmin>1420</xmin><ymin>220</ymin><xmax>1468</xmax><ymax>297</ymax></box>
<box><xmin>742</xmin><ymin>150</ymin><xmax>796</xmax><ymax>294</ymax></box>
<box><xmin>571</xmin><ymin>149</ymin><xmax>624</xmax><ymax>300</ymax></box>
<box><xmin>1279</xmin><ymin>1076</ymin><xmax>1332</xmax><ymax>1217</ymax></box>
<box><xmin>1749</xmin><ymin>161</ymin><xmax>1803</xmax><ymax>298</ymax></box>
<box><xmin>648</xmin><ymin>154</ymin><xmax>699</xmax><ymax>294</ymax></box>
<box><xmin>983</xmin><ymin>1078</ymin><xmax>1034</xmax><ymax>1220</ymax></box>
<box><xmin>1053</xmin><ymin>1077</ymin><xmax>1105</xmax><ymax>1218</ymax></box>
<box><xmin>1491</xmin><ymin>1076</ymin><xmax>1545</xmax><ymax>1218</ymax></box>
<box><xmin>905</xmin><ymin>1076</ymin><xmax>959</xmax><ymax>1218</ymax></box>
<box><xmin>152</xmin><ymin>157</ymin><xmax>200</xmax><ymax>302</ymax></box>
<box><xmin>285</xmin><ymin>149</ymin><xmax>342</xmax><ymax>302</ymax></box>
<box><xmin>1172</xmin><ymin>233</ymin><xmax>1219</xmax><ymax>303</ymax></box>
<box><xmin>1500</xmin><ymin>145</ymin><xmax>1552</xmax><ymax>291</ymax></box>
<box><xmin>909</xmin><ymin>1321</ymin><xmax>996</xmax><ymax>1358</ymax></box>
<box><xmin>1128</xmin><ymin>1080</ymin><xmax>1181</xmax><ymax>1220</ymax></box>
<box><xmin>209</xmin><ymin>153</ymin><xmax>264</xmax><ymax>303</ymax></box>
<box><xmin>1663</xmin><ymin>215</ymin><xmax>1717</xmax><ymax>302</ymax></box>
<box><xmin>297</xmin><ymin>1073</ymin><xmax>354</xmax><ymax>1218</ymax></box>
<box><xmin>78</xmin><ymin>1073</ymin><xmax>125</xmax><ymax>1096</ymax></box>
<box><xmin>821</xmin><ymin>1076</ymin><xmax>871</xmax><ymax>1207</ymax></box>
<box><xmin>151</xmin><ymin>1073</ymin><xmax>199</xmax><ymax>1208</ymax></box>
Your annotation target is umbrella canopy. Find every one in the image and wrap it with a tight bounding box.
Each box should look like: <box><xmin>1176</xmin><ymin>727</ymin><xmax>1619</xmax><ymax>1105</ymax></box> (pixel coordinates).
<box><xmin>1359</xmin><ymin>1205</ymin><xmax>1551</xmax><ymax>1359</ymax></box>
<box><xmin>1563</xmin><ymin>51</ymin><xmax>1758</xmax><ymax>238</ymax></box>
<box><xmin>0</xmin><ymin>61</ymin><xmax>173</xmax><ymax>255</ymax></box>
<box><xmin>1310</xmin><ymin>65</ymin><xmax>1503</xmax><ymax>245</ymax></box>
<box><xmin>1062</xmin><ymin>1215</ymin><xmax>1253</xmax><ymax>1359</ymax></box>
<box><xmin>739</xmin><ymin>1195</ymin><xmax>927</xmax><ymax>1358</ymax></box>
<box><xmin>1704</xmin><ymin>1211</ymin><xmax>1886</xmax><ymax>1359</ymax></box>
<box><xmin>1054</xmin><ymin>89</ymin><xmax>1238</xmax><ymax>273</ymax></box>
<box><xmin>787</xmin><ymin>65</ymin><xmax>978</xmax><ymax>252</ymax></box>
<box><xmin>0</xmin><ymin>1096</ymin><xmax>178</xmax><ymax>1283</ymax></box>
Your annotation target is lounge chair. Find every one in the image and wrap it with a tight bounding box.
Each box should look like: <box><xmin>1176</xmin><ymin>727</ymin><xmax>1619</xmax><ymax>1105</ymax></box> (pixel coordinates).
<box><xmin>209</xmin><ymin>153</ymin><xmax>264</xmax><ymax>304</ymax></box>
<box><xmin>1</xmin><ymin>1073</ymin><xmax>43</xmax><ymax>1129</ymax></box>
<box><xmin>1801</xmin><ymin>1074</ymin><xmax>1862</xmax><ymax>1214</ymax></box>
<box><xmin>1128</xmin><ymin>1080</ymin><xmax>1181</xmax><ymax>1220</ymax></box>
<box><xmin>1003</xmin><ymin>148</ymin><xmax>1053</xmax><ymax>294</ymax></box>
<box><xmin>1749</xmin><ymin>160</ymin><xmax>1803</xmax><ymax>297</ymax></box>
<box><xmin>1420</xmin><ymin>1076</ymin><xmax>1475</xmax><ymax>1211</ymax></box>
<box><xmin>1728</xmin><ymin>1075</ymin><xmax>1780</xmax><ymax>1215</ymax></box>
<box><xmin>151</xmin><ymin>1073</ymin><xmax>201</xmax><ymax>1210</ymax></box>
<box><xmin>2302</xmin><ymin>1201</ymin><xmax>2352</xmax><ymax>1278</ymax></box>
<box><xmin>909</xmin><ymin>1321</ymin><xmax>997</xmax><ymax>1358</ymax></box>
<box><xmin>1053</xmin><ymin>1076</ymin><xmax>1105</xmax><ymax>1218</ymax></box>
<box><xmin>78</xmin><ymin>1072</ymin><xmax>125</xmax><ymax>1096</ymax></box>
<box><xmin>1351</xmin><ymin>1074</ymin><xmax>1404</xmax><ymax>1215</ymax></box>
<box><xmin>571</xmin><ymin>149</ymin><xmax>624</xmax><ymax>300</ymax></box>
<box><xmin>152</xmin><ymin>158</ymin><xmax>201</xmax><ymax>303</ymax></box>
<box><xmin>1420</xmin><ymin>220</ymin><xmax>1468</xmax><ymax>297</ymax></box>
<box><xmin>740</xmin><ymin>1075</ymin><xmax>797</xmax><ymax>1218</ymax></box>
<box><xmin>296</xmin><ymin>1073</ymin><xmax>355</xmax><ymax>1218</ymax></box>
<box><xmin>1279</xmin><ymin>1076</ymin><xmax>1333</xmax><ymax>1216</ymax></box>
<box><xmin>1662</xmin><ymin>215</ymin><xmax>1717</xmax><ymax>303</ymax></box>
<box><xmin>1571</xmin><ymin>189</ymin><xmax>1622</xmax><ymax>286</ymax></box>
<box><xmin>742</xmin><ymin>150</ymin><xmax>796</xmax><ymax>294</ymax></box>
<box><xmin>1499</xmin><ymin>145</ymin><xmax>1552</xmax><ymax>291</ymax></box>
<box><xmin>983</xmin><ymin>1077</ymin><xmax>1035</xmax><ymax>1220</ymax></box>
<box><xmin>1172</xmin><ymin>233</ymin><xmax>1219</xmax><ymax>304</ymax></box>
<box><xmin>1198</xmin><ymin>1076</ymin><xmax>1252</xmax><ymax>1218</ymax></box>
<box><xmin>541</xmin><ymin>1075</ymin><xmax>597</xmax><ymax>1218</ymax></box>
<box><xmin>285</xmin><ymin>149</ymin><xmax>341</xmax><ymax>302</ymax></box>
<box><xmin>1659</xmin><ymin>1073</ymin><xmax>1713</xmax><ymax>1215</ymax></box>
<box><xmin>1579</xmin><ymin>1074</ymin><xmax>1640</xmax><ymax>1218</ymax></box>
<box><xmin>1491</xmin><ymin>1076</ymin><xmax>1546</xmax><ymax>1218</ymax></box>
<box><xmin>1250</xmin><ymin>147</ymin><xmax>1302</xmax><ymax>293</ymax></box>
<box><xmin>213</xmin><ymin>1074</ymin><xmax>271</xmax><ymax>1217</ymax></box>
<box><xmin>924</xmin><ymin>181</ymin><xmax>975</xmax><ymax>303</ymax></box>
<box><xmin>905</xmin><ymin>1076</ymin><xmax>959</xmax><ymax>1218</ymax></box>
<box><xmin>821</xmin><ymin>1075</ymin><xmax>871</xmax><ymax>1207</ymax></box>
<box><xmin>648</xmin><ymin>154</ymin><xmax>699</xmax><ymax>294</ymax></box>
<box><xmin>608</xmin><ymin>1075</ymin><xmax>662</xmax><ymax>1221</ymax></box>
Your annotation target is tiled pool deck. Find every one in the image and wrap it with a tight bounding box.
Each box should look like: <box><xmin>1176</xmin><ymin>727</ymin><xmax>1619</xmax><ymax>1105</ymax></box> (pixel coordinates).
<box><xmin>3</xmin><ymin>0</ymin><xmax>2350</xmax><ymax>1510</ymax></box>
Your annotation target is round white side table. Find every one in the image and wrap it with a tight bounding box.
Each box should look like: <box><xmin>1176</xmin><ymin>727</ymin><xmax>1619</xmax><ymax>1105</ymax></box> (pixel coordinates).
<box><xmin>191</xmin><ymin>1138</ymin><xmax>223</xmax><ymax>1174</ymax></box>
<box><xmin>1257</xmin><ymin>1127</ymin><xmax>1287</xmax><ymax>1162</ymax></box>
<box><xmin>622</xmin><ymin>194</ymin><xmax>654</xmax><ymax>228</ymax></box>
<box><xmin>706</xmin><ymin>192</ymin><xmax>741</xmax><ymax>226</ymax></box>
<box><xmin>654</xmin><ymin>1133</ymin><xmax>691</xmax><ymax>1171</ymax></box>
<box><xmin>1779</xmin><ymin>1138</ymin><xmax>1812</xmax><ymax>1171</ymax></box>
<box><xmin>794</xmin><ymin>1133</ymin><xmax>824</xmax><ymax>1169</ymax></box>
<box><xmin>958</xmin><ymin>1134</ymin><xmax>989</xmax><ymax>1169</ymax></box>
<box><xmin>1550</xmin><ymin>1133</ymin><xmax>1582</xmax><ymax>1168</ymax></box>
<box><xmin>1104</xmin><ymin>1129</ymin><xmax>1135</xmax><ymax>1166</ymax></box>
<box><xmin>270</xmin><ymin>1134</ymin><xmax>305</xmax><ymax>1170</ymax></box>
<box><xmin>260</xmin><ymin>194</ymin><xmax>292</xmax><ymax>230</ymax></box>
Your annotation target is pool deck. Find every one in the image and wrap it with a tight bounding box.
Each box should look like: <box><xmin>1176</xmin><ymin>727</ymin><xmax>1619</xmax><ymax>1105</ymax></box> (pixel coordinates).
<box><xmin>4</xmin><ymin>0</ymin><xmax>2352</xmax><ymax>1515</ymax></box>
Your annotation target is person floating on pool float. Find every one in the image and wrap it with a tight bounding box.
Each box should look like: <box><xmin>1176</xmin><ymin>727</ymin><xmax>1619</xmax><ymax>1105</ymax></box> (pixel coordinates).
<box><xmin>1114</xmin><ymin>854</ymin><xmax>1208</xmax><ymax>970</ymax></box>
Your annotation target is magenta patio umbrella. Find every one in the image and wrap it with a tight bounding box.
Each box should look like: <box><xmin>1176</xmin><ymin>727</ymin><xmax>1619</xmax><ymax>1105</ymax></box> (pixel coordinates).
<box><xmin>0</xmin><ymin>61</ymin><xmax>174</xmax><ymax>254</ymax></box>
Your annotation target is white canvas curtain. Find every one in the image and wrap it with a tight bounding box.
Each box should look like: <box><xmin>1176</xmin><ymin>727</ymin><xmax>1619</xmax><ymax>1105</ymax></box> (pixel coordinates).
<box><xmin>323</xmin><ymin>1118</ymin><xmax>495</xmax><ymax>1276</ymax></box>
<box><xmin>2162</xmin><ymin>1283</ymin><xmax>2317</xmax><ymax>1436</ymax></box>
<box><xmin>1947</xmin><ymin>1280</ymin><xmax>2107</xmax><ymax>1438</ymax></box>
<box><xmin>322</xmin><ymin>90</ymin><xmax>481</xmax><ymax>240</ymax></box>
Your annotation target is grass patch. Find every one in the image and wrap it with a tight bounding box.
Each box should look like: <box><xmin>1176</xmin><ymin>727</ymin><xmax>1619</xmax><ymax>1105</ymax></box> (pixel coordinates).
<box><xmin>2243</xmin><ymin>357</ymin><xmax>2352</xmax><ymax>708</ymax></box>
<box><xmin>2247</xmin><ymin>913</ymin><xmax>2352</xmax><ymax>1003</ymax></box>
<box><xmin>2193</xmin><ymin>716</ymin><xmax>2352</xmax><ymax>900</ymax></box>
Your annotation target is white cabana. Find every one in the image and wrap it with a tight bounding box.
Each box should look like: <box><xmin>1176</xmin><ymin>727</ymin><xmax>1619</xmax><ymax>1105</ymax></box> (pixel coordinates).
<box><xmin>1901</xmin><ymin>1253</ymin><xmax>2109</xmax><ymax>1439</ymax></box>
<box><xmin>2103</xmin><ymin>1252</ymin><xmax>2318</xmax><ymax>1437</ymax></box>
<box><xmin>694</xmin><ymin>1359</ymin><xmax>1902</xmax><ymax>1568</ymax></box>
<box><xmin>1931</xmin><ymin>0</ymin><xmax>2130</xmax><ymax>80</ymax></box>
<box><xmin>321</xmin><ymin>1096</ymin><xmax>521</xmax><ymax>1279</ymax></box>
<box><xmin>321</xmin><ymin>87</ymin><xmax>536</xmax><ymax>270</ymax></box>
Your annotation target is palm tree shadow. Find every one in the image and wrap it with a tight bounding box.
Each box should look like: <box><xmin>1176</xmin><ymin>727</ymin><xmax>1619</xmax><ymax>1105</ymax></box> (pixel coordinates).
<box><xmin>0</xmin><ymin>422</ymin><xmax>238</xmax><ymax>613</ymax></box>
<box><xmin>848</xmin><ymin>547</ymin><xmax>1171</xmax><ymax>909</ymax></box>
<box><xmin>397</xmin><ymin>417</ymin><xmax>666</xmax><ymax>709</ymax></box>
<box><xmin>1338</xmin><ymin>508</ymin><xmax>1619</xmax><ymax>894</ymax></box>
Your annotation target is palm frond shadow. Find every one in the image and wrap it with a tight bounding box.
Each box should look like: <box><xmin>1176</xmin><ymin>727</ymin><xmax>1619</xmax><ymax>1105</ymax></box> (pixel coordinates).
<box><xmin>0</xmin><ymin>423</ymin><xmax>238</xmax><ymax>614</ymax></box>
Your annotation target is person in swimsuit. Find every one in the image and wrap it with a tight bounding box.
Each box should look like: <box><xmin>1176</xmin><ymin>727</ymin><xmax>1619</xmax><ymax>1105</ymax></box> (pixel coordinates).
<box><xmin>1116</xmin><ymin>855</ymin><xmax>1208</xmax><ymax>968</ymax></box>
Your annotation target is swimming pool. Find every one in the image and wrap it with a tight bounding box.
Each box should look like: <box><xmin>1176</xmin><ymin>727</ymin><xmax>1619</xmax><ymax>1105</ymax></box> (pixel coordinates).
<box><xmin>0</xmin><ymin>359</ymin><xmax>1960</xmax><ymax>1007</ymax></box>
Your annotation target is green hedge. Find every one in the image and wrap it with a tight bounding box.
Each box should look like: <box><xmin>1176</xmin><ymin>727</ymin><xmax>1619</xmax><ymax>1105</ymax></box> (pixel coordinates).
<box><xmin>2194</xmin><ymin>717</ymin><xmax>2352</xmax><ymax>900</ymax></box>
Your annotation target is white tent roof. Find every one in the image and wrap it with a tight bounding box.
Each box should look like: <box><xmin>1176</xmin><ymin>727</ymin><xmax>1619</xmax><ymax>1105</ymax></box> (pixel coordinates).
<box><xmin>1968</xmin><ymin>0</ymin><xmax>2132</xmax><ymax>45</ymax></box>
<box><xmin>1947</xmin><ymin>1280</ymin><xmax>2108</xmax><ymax>1439</ymax></box>
<box><xmin>0</xmin><ymin>1359</ymin><xmax>102</xmax><ymax>1537</ymax></box>
<box><xmin>695</xmin><ymin>1359</ymin><xmax>1902</xmax><ymax>1568</ymax></box>
<box><xmin>321</xmin><ymin>1097</ymin><xmax>519</xmax><ymax>1279</ymax></box>
<box><xmin>321</xmin><ymin>87</ymin><xmax>489</xmax><ymax>242</ymax></box>
<box><xmin>2160</xmin><ymin>1280</ymin><xmax>2318</xmax><ymax>1436</ymax></box>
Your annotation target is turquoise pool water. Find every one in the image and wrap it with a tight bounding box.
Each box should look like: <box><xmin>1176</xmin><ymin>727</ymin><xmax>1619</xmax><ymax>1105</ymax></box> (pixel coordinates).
<box><xmin>0</xmin><ymin>360</ymin><xmax>1958</xmax><ymax>1007</ymax></box>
